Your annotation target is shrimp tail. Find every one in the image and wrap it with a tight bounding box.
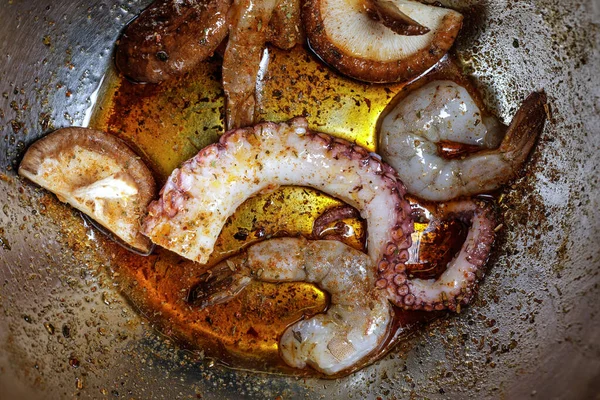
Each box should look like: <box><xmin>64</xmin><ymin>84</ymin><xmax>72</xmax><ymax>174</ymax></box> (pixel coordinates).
<box><xmin>499</xmin><ymin>90</ymin><xmax>548</xmax><ymax>169</ymax></box>
<box><xmin>379</xmin><ymin>82</ymin><xmax>548</xmax><ymax>201</ymax></box>
<box><xmin>187</xmin><ymin>259</ymin><xmax>252</xmax><ymax>308</ymax></box>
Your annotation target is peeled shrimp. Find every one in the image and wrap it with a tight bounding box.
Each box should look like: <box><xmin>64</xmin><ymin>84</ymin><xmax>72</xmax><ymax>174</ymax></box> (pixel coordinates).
<box><xmin>222</xmin><ymin>0</ymin><xmax>279</xmax><ymax>129</ymax></box>
<box><xmin>379</xmin><ymin>81</ymin><xmax>547</xmax><ymax>201</ymax></box>
<box><xmin>188</xmin><ymin>237</ymin><xmax>391</xmax><ymax>375</ymax></box>
<box><xmin>188</xmin><ymin>199</ymin><xmax>497</xmax><ymax>373</ymax></box>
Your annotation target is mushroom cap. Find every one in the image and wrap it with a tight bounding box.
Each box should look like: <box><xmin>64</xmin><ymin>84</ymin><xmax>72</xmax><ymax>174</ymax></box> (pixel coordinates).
<box><xmin>303</xmin><ymin>0</ymin><xmax>463</xmax><ymax>83</ymax></box>
<box><xmin>115</xmin><ymin>0</ymin><xmax>230</xmax><ymax>83</ymax></box>
<box><xmin>18</xmin><ymin>128</ymin><xmax>156</xmax><ymax>254</ymax></box>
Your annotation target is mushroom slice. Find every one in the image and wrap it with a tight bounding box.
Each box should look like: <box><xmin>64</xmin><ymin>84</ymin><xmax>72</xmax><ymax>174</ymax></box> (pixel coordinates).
<box><xmin>18</xmin><ymin>128</ymin><xmax>156</xmax><ymax>254</ymax></box>
<box><xmin>303</xmin><ymin>0</ymin><xmax>463</xmax><ymax>83</ymax></box>
<box><xmin>115</xmin><ymin>0</ymin><xmax>230</xmax><ymax>83</ymax></box>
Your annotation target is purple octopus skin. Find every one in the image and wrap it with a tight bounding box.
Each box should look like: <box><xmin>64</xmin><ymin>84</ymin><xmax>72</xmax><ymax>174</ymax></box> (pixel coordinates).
<box><xmin>142</xmin><ymin>117</ymin><xmax>414</xmax><ymax>270</ymax></box>
<box><xmin>142</xmin><ymin>118</ymin><xmax>499</xmax><ymax>375</ymax></box>
<box><xmin>185</xmin><ymin>199</ymin><xmax>496</xmax><ymax>374</ymax></box>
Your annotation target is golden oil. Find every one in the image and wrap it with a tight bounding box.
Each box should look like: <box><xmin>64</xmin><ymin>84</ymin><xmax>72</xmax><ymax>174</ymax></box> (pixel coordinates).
<box><xmin>90</xmin><ymin>45</ymin><xmax>464</xmax><ymax>375</ymax></box>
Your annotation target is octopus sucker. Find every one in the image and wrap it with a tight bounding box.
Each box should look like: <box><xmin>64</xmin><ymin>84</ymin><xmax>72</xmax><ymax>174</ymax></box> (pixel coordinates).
<box><xmin>144</xmin><ymin>117</ymin><xmax>500</xmax><ymax>374</ymax></box>
<box><xmin>142</xmin><ymin>117</ymin><xmax>413</xmax><ymax>268</ymax></box>
<box><xmin>12</xmin><ymin>0</ymin><xmax>549</xmax><ymax>380</ymax></box>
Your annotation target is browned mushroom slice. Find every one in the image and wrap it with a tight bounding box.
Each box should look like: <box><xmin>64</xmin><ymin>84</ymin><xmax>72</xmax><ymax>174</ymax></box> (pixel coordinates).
<box><xmin>115</xmin><ymin>0</ymin><xmax>230</xmax><ymax>83</ymax></box>
<box><xmin>303</xmin><ymin>0</ymin><xmax>463</xmax><ymax>83</ymax></box>
<box><xmin>18</xmin><ymin>128</ymin><xmax>156</xmax><ymax>254</ymax></box>
<box><xmin>266</xmin><ymin>0</ymin><xmax>305</xmax><ymax>50</ymax></box>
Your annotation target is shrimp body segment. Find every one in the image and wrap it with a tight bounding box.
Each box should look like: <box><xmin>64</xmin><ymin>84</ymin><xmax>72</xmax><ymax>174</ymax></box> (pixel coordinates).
<box><xmin>147</xmin><ymin>119</ymin><xmax>501</xmax><ymax>374</ymax></box>
<box><xmin>222</xmin><ymin>0</ymin><xmax>279</xmax><ymax>129</ymax></box>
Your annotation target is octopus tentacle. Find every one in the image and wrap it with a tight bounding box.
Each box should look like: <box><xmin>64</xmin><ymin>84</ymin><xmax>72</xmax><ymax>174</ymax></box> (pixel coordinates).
<box><xmin>379</xmin><ymin>199</ymin><xmax>496</xmax><ymax>311</ymax></box>
<box><xmin>142</xmin><ymin>118</ymin><xmax>413</xmax><ymax>267</ymax></box>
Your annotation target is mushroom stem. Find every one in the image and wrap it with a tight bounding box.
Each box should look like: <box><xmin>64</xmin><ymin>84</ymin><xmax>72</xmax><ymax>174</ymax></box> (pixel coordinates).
<box><xmin>362</xmin><ymin>0</ymin><xmax>430</xmax><ymax>35</ymax></box>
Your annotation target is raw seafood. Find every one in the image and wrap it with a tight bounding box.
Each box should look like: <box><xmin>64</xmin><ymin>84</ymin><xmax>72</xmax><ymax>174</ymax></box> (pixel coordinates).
<box><xmin>144</xmin><ymin>117</ymin><xmax>497</xmax><ymax>313</ymax></box>
<box><xmin>378</xmin><ymin>198</ymin><xmax>495</xmax><ymax>311</ymax></box>
<box><xmin>379</xmin><ymin>81</ymin><xmax>547</xmax><ymax>201</ymax></box>
<box><xmin>137</xmin><ymin>106</ymin><xmax>502</xmax><ymax>373</ymax></box>
<box><xmin>186</xmin><ymin>197</ymin><xmax>495</xmax><ymax>373</ymax></box>
<box><xmin>189</xmin><ymin>237</ymin><xmax>391</xmax><ymax>375</ymax></box>
<box><xmin>142</xmin><ymin>117</ymin><xmax>413</xmax><ymax>267</ymax></box>
<box><xmin>222</xmin><ymin>0</ymin><xmax>279</xmax><ymax>129</ymax></box>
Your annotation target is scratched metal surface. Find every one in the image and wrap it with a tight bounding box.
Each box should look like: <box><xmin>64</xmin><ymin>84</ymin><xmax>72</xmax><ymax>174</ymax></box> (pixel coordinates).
<box><xmin>0</xmin><ymin>0</ymin><xmax>599</xmax><ymax>399</ymax></box>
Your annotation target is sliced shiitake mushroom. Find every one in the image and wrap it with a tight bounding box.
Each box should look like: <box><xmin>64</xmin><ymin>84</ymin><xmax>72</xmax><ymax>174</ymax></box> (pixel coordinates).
<box><xmin>18</xmin><ymin>128</ymin><xmax>156</xmax><ymax>254</ymax></box>
<box><xmin>303</xmin><ymin>0</ymin><xmax>463</xmax><ymax>83</ymax></box>
<box><xmin>115</xmin><ymin>0</ymin><xmax>230</xmax><ymax>83</ymax></box>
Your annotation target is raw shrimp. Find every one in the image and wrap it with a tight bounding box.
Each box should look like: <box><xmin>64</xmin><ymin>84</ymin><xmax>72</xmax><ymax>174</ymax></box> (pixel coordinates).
<box><xmin>188</xmin><ymin>237</ymin><xmax>392</xmax><ymax>375</ymax></box>
<box><xmin>222</xmin><ymin>0</ymin><xmax>279</xmax><ymax>129</ymax></box>
<box><xmin>188</xmin><ymin>199</ymin><xmax>496</xmax><ymax>373</ymax></box>
<box><xmin>379</xmin><ymin>198</ymin><xmax>496</xmax><ymax>310</ymax></box>
<box><xmin>378</xmin><ymin>81</ymin><xmax>547</xmax><ymax>201</ymax></box>
<box><xmin>146</xmin><ymin>118</ymin><xmax>500</xmax><ymax>374</ymax></box>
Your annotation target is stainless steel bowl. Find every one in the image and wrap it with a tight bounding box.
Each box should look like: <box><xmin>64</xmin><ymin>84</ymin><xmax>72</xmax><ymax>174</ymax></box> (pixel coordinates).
<box><xmin>1</xmin><ymin>0</ymin><xmax>598</xmax><ymax>398</ymax></box>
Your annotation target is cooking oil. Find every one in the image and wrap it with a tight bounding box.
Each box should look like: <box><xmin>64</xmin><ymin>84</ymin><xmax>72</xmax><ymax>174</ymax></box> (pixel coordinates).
<box><xmin>89</xmin><ymin>44</ymin><xmax>472</xmax><ymax>376</ymax></box>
